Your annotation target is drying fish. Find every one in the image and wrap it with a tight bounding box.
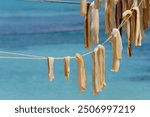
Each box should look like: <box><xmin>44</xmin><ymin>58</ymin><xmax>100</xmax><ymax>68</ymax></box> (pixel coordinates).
<box><xmin>111</xmin><ymin>28</ymin><xmax>123</xmax><ymax>72</ymax></box>
<box><xmin>47</xmin><ymin>57</ymin><xmax>55</xmax><ymax>81</ymax></box>
<box><xmin>92</xmin><ymin>48</ymin><xmax>101</xmax><ymax>96</ymax></box>
<box><xmin>76</xmin><ymin>53</ymin><xmax>87</xmax><ymax>92</ymax></box>
<box><xmin>105</xmin><ymin>0</ymin><xmax>111</xmax><ymax>35</ymax></box>
<box><xmin>132</xmin><ymin>6</ymin><xmax>142</xmax><ymax>46</ymax></box>
<box><xmin>92</xmin><ymin>45</ymin><xmax>106</xmax><ymax>96</ymax></box>
<box><xmin>80</xmin><ymin>0</ymin><xmax>87</xmax><ymax>16</ymax></box>
<box><xmin>91</xmin><ymin>1</ymin><xmax>99</xmax><ymax>44</ymax></box>
<box><xmin>105</xmin><ymin>0</ymin><xmax>116</xmax><ymax>35</ymax></box>
<box><xmin>84</xmin><ymin>3</ymin><xmax>91</xmax><ymax>49</ymax></box>
<box><xmin>115</xmin><ymin>0</ymin><xmax>123</xmax><ymax>29</ymax></box>
<box><xmin>98</xmin><ymin>45</ymin><xmax>106</xmax><ymax>89</ymax></box>
<box><xmin>122</xmin><ymin>10</ymin><xmax>133</xmax><ymax>57</ymax></box>
<box><xmin>64</xmin><ymin>56</ymin><xmax>71</xmax><ymax>80</ymax></box>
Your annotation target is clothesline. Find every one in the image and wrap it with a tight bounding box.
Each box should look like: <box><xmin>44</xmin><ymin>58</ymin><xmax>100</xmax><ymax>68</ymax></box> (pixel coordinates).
<box><xmin>0</xmin><ymin>57</ymin><xmax>46</xmax><ymax>60</ymax></box>
<box><xmin>0</xmin><ymin>35</ymin><xmax>117</xmax><ymax>60</ymax></box>
<box><xmin>0</xmin><ymin>0</ymin><xmax>145</xmax><ymax>60</ymax></box>
<box><xmin>26</xmin><ymin>0</ymin><xmax>82</xmax><ymax>4</ymax></box>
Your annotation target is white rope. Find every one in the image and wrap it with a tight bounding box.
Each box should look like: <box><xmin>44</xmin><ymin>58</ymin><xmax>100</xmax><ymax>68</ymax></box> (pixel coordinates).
<box><xmin>0</xmin><ymin>56</ymin><xmax>47</xmax><ymax>60</ymax></box>
<box><xmin>0</xmin><ymin>50</ymin><xmax>45</xmax><ymax>58</ymax></box>
<box><xmin>0</xmin><ymin>0</ymin><xmax>145</xmax><ymax>60</ymax></box>
<box><xmin>26</xmin><ymin>0</ymin><xmax>82</xmax><ymax>4</ymax></box>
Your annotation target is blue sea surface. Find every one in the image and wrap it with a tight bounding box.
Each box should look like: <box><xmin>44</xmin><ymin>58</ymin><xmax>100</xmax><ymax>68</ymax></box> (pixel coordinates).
<box><xmin>0</xmin><ymin>0</ymin><xmax>150</xmax><ymax>100</ymax></box>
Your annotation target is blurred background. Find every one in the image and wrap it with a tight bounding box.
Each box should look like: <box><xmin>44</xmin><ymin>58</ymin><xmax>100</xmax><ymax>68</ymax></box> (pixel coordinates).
<box><xmin>0</xmin><ymin>0</ymin><xmax>150</xmax><ymax>100</ymax></box>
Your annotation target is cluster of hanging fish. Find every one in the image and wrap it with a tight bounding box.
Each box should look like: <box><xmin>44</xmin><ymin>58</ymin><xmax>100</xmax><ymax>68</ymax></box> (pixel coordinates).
<box><xmin>80</xmin><ymin>0</ymin><xmax>101</xmax><ymax>49</ymax></box>
<box><xmin>47</xmin><ymin>0</ymin><xmax>150</xmax><ymax>96</ymax></box>
<box><xmin>47</xmin><ymin>44</ymin><xmax>106</xmax><ymax>96</ymax></box>
<box><xmin>82</xmin><ymin>0</ymin><xmax>150</xmax><ymax>53</ymax></box>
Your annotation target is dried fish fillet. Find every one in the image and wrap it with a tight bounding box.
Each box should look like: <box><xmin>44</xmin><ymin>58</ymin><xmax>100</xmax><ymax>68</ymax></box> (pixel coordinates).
<box><xmin>105</xmin><ymin>0</ymin><xmax>111</xmax><ymax>35</ymax></box>
<box><xmin>76</xmin><ymin>53</ymin><xmax>87</xmax><ymax>93</ymax></box>
<box><xmin>98</xmin><ymin>45</ymin><xmax>106</xmax><ymax>89</ymax></box>
<box><xmin>111</xmin><ymin>28</ymin><xmax>123</xmax><ymax>72</ymax></box>
<box><xmin>92</xmin><ymin>48</ymin><xmax>101</xmax><ymax>96</ymax></box>
<box><xmin>64</xmin><ymin>56</ymin><xmax>71</xmax><ymax>79</ymax></box>
<box><xmin>80</xmin><ymin>0</ymin><xmax>87</xmax><ymax>16</ymax></box>
<box><xmin>47</xmin><ymin>57</ymin><xmax>54</xmax><ymax>81</ymax></box>
<box><xmin>122</xmin><ymin>10</ymin><xmax>133</xmax><ymax>57</ymax></box>
<box><xmin>132</xmin><ymin>7</ymin><xmax>142</xmax><ymax>46</ymax></box>
<box><xmin>84</xmin><ymin>3</ymin><xmax>91</xmax><ymax>49</ymax></box>
<box><xmin>92</xmin><ymin>45</ymin><xmax>106</xmax><ymax>96</ymax></box>
<box><xmin>105</xmin><ymin>0</ymin><xmax>116</xmax><ymax>35</ymax></box>
<box><xmin>91</xmin><ymin>2</ymin><xmax>99</xmax><ymax>44</ymax></box>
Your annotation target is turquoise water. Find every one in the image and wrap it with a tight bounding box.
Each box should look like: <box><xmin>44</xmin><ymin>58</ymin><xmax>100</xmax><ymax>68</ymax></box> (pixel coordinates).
<box><xmin>0</xmin><ymin>0</ymin><xmax>150</xmax><ymax>100</ymax></box>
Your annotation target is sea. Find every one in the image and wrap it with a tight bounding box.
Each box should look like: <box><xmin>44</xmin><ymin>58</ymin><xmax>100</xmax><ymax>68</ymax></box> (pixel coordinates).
<box><xmin>0</xmin><ymin>0</ymin><xmax>150</xmax><ymax>100</ymax></box>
